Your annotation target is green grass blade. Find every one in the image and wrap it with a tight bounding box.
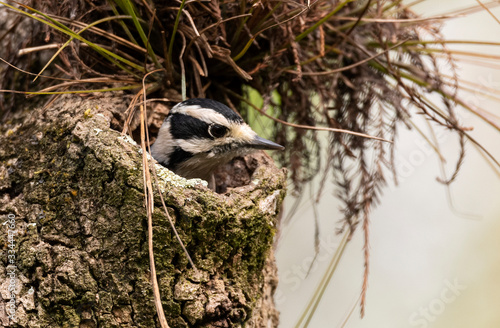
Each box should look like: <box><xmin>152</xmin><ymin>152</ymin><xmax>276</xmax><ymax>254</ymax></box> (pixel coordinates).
<box><xmin>108</xmin><ymin>0</ymin><xmax>141</xmax><ymax>46</ymax></box>
<box><xmin>34</xmin><ymin>15</ymin><xmax>144</xmax><ymax>81</ymax></box>
<box><xmin>120</xmin><ymin>0</ymin><xmax>162</xmax><ymax>68</ymax></box>
<box><xmin>167</xmin><ymin>0</ymin><xmax>187</xmax><ymax>71</ymax></box>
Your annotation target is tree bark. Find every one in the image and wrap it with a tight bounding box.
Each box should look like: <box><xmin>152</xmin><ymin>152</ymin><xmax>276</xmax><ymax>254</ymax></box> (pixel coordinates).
<box><xmin>0</xmin><ymin>94</ymin><xmax>286</xmax><ymax>327</ymax></box>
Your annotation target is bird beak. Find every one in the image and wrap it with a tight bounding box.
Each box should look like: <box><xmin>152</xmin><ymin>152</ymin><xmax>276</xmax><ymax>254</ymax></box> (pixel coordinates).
<box><xmin>248</xmin><ymin>135</ymin><xmax>285</xmax><ymax>150</ymax></box>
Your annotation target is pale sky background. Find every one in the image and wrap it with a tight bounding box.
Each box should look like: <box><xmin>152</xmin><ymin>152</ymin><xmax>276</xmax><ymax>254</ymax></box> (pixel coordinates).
<box><xmin>275</xmin><ymin>1</ymin><xmax>500</xmax><ymax>327</ymax></box>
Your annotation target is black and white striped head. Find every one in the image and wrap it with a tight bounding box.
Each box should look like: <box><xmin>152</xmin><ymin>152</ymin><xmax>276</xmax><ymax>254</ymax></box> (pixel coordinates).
<box><xmin>151</xmin><ymin>98</ymin><xmax>284</xmax><ymax>181</ymax></box>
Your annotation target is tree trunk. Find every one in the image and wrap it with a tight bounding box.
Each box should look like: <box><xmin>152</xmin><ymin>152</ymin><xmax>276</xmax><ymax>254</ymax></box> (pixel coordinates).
<box><xmin>0</xmin><ymin>94</ymin><xmax>286</xmax><ymax>327</ymax></box>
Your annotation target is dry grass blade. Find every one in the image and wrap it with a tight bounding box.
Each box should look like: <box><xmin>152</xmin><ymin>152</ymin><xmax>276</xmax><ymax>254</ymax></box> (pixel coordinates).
<box><xmin>141</xmin><ymin>70</ymin><xmax>197</xmax><ymax>271</ymax></box>
<box><xmin>136</xmin><ymin>71</ymin><xmax>196</xmax><ymax>326</ymax></box>
<box><xmin>1</xmin><ymin>85</ymin><xmax>141</xmax><ymax>95</ymax></box>
<box><xmin>178</xmin><ymin>30</ymin><xmax>187</xmax><ymax>100</ymax></box>
<box><xmin>334</xmin><ymin>14</ymin><xmax>460</xmax><ymax>23</ymax></box>
<box><xmin>139</xmin><ymin>104</ymin><xmax>170</xmax><ymax>328</ymax></box>
<box><xmin>17</xmin><ymin>43</ymin><xmax>62</xmax><ymax>55</ymax></box>
<box><xmin>445</xmin><ymin>1</ymin><xmax>500</xmax><ymax>17</ymax></box>
<box><xmin>476</xmin><ymin>0</ymin><xmax>500</xmax><ymax>23</ymax></box>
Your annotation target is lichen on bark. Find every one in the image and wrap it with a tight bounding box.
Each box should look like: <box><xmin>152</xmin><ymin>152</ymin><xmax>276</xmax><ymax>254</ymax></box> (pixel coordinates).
<box><xmin>0</xmin><ymin>94</ymin><xmax>286</xmax><ymax>327</ymax></box>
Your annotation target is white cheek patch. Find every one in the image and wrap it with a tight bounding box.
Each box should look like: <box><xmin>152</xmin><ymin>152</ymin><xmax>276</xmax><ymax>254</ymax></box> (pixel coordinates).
<box><xmin>176</xmin><ymin>138</ymin><xmax>215</xmax><ymax>153</ymax></box>
<box><xmin>172</xmin><ymin>104</ymin><xmax>230</xmax><ymax>127</ymax></box>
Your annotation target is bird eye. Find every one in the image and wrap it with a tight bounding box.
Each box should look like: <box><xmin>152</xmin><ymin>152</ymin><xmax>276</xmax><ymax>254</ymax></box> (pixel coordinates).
<box><xmin>208</xmin><ymin>124</ymin><xmax>228</xmax><ymax>139</ymax></box>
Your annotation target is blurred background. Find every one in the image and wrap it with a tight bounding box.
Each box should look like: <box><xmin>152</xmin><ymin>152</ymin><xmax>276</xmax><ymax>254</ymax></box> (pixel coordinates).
<box><xmin>275</xmin><ymin>1</ymin><xmax>500</xmax><ymax>327</ymax></box>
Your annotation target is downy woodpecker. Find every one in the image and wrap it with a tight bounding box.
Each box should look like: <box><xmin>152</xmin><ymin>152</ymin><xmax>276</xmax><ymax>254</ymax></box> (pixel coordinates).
<box><xmin>151</xmin><ymin>98</ymin><xmax>284</xmax><ymax>185</ymax></box>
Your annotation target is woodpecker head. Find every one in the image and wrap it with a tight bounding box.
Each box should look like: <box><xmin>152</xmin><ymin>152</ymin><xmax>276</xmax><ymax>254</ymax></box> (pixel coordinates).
<box><xmin>151</xmin><ymin>98</ymin><xmax>284</xmax><ymax>181</ymax></box>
